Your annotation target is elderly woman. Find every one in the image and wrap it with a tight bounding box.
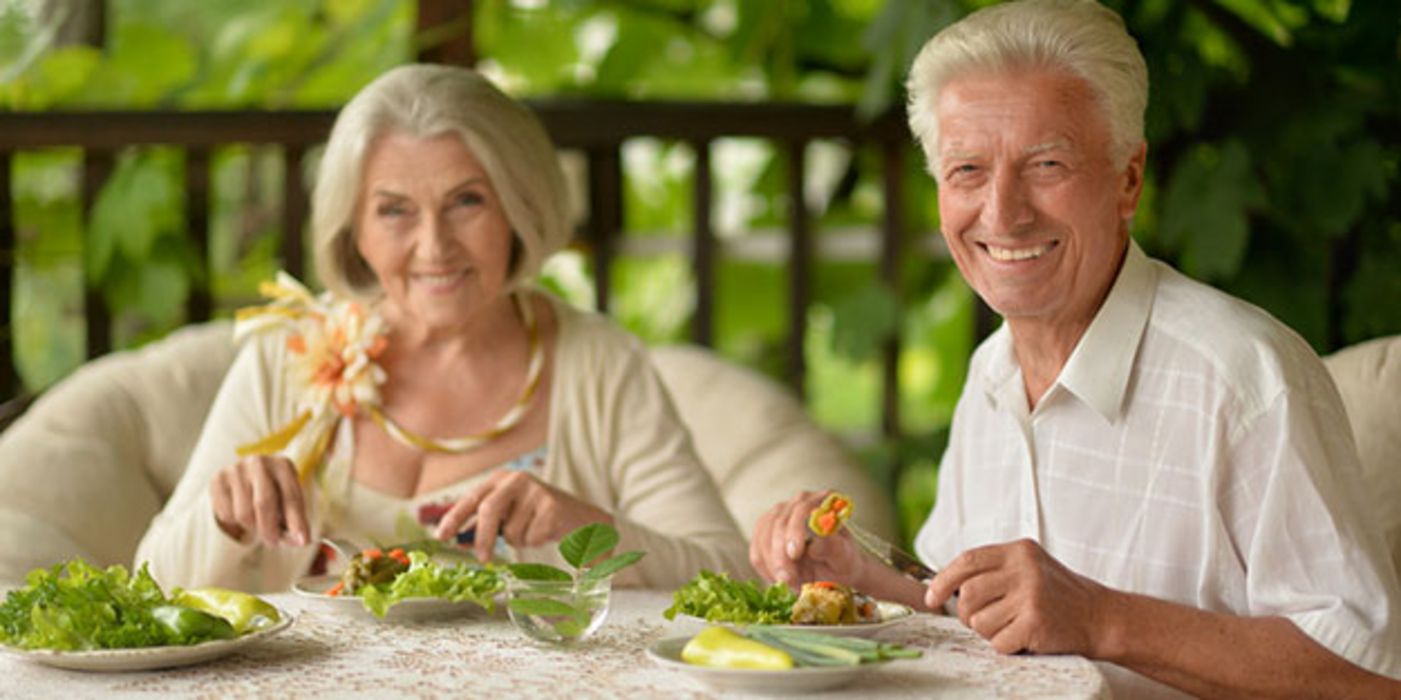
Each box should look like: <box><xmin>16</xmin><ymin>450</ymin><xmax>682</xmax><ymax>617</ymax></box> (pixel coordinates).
<box><xmin>137</xmin><ymin>64</ymin><xmax>752</xmax><ymax>592</ymax></box>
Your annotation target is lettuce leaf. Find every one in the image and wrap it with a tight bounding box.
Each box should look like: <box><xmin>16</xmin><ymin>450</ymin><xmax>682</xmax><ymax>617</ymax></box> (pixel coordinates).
<box><xmin>359</xmin><ymin>551</ymin><xmax>504</xmax><ymax>618</ymax></box>
<box><xmin>0</xmin><ymin>559</ymin><xmax>218</xmax><ymax>650</ymax></box>
<box><xmin>663</xmin><ymin>570</ymin><xmax>797</xmax><ymax>624</ymax></box>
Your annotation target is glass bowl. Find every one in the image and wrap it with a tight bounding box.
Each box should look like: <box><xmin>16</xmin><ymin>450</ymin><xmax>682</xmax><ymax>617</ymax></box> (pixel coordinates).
<box><xmin>505</xmin><ymin>574</ymin><xmax>612</xmax><ymax>644</ymax></box>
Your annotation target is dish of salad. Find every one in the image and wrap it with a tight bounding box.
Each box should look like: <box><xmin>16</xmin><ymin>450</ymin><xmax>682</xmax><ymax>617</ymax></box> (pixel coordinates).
<box><xmin>0</xmin><ymin>559</ymin><xmax>292</xmax><ymax>671</ymax></box>
<box><xmin>292</xmin><ymin>546</ymin><xmax>503</xmax><ymax>622</ymax></box>
<box><xmin>663</xmin><ymin>571</ymin><xmax>914</xmax><ymax>637</ymax></box>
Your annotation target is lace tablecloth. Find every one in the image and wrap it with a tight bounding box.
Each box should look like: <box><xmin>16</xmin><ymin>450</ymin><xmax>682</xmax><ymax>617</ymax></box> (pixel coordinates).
<box><xmin>1</xmin><ymin>590</ymin><xmax>1108</xmax><ymax>698</ymax></box>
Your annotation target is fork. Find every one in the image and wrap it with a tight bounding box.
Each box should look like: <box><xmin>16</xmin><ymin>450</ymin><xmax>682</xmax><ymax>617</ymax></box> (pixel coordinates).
<box><xmin>838</xmin><ymin>520</ymin><xmax>938</xmax><ymax>583</ymax></box>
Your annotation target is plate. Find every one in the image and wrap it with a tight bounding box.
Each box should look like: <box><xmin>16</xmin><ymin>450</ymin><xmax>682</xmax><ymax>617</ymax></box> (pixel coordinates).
<box><xmin>646</xmin><ymin>636</ymin><xmax>880</xmax><ymax>694</ymax></box>
<box><xmin>291</xmin><ymin>575</ymin><xmax>498</xmax><ymax>623</ymax></box>
<box><xmin>0</xmin><ymin>608</ymin><xmax>294</xmax><ymax>672</ymax></box>
<box><xmin>687</xmin><ymin>600</ymin><xmax>915</xmax><ymax>638</ymax></box>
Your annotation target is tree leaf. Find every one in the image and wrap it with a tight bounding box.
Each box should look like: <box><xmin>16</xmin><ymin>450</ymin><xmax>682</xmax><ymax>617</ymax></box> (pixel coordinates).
<box><xmin>558</xmin><ymin>523</ymin><xmax>618</xmax><ymax>569</ymax></box>
<box><xmin>1159</xmin><ymin>140</ymin><xmax>1263</xmax><ymax>281</ymax></box>
<box><xmin>581</xmin><ymin>551</ymin><xmax>644</xmax><ymax>582</ymax></box>
<box><xmin>506</xmin><ymin>563</ymin><xmax>571</xmax><ymax>582</ymax></box>
<box><xmin>829</xmin><ymin>282</ymin><xmax>900</xmax><ymax>362</ymax></box>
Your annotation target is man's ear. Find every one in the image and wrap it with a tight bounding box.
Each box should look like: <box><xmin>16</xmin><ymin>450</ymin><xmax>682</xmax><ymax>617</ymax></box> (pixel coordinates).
<box><xmin>1118</xmin><ymin>142</ymin><xmax>1147</xmax><ymax>220</ymax></box>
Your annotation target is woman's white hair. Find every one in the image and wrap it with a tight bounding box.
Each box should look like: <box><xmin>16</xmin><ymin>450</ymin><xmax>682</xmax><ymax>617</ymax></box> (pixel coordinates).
<box><xmin>312</xmin><ymin>63</ymin><xmax>572</xmax><ymax>300</ymax></box>
<box><xmin>906</xmin><ymin>0</ymin><xmax>1148</xmax><ymax>173</ymax></box>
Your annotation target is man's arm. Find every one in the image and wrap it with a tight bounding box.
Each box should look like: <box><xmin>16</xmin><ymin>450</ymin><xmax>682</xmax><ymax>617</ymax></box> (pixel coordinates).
<box><xmin>926</xmin><ymin>539</ymin><xmax>1401</xmax><ymax>699</ymax></box>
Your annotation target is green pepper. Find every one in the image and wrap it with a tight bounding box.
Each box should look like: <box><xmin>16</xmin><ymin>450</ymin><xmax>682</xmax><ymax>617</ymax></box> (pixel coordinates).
<box><xmin>172</xmin><ymin>588</ymin><xmax>280</xmax><ymax>635</ymax></box>
<box><xmin>681</xmin><ymin>626</ymin><xmax>794</xmax><ymax>670</ymax></box>
<box><xmin>151</xmin><ymin>605</ymin><xmax>236</xmax><ymax>644</ymax></box>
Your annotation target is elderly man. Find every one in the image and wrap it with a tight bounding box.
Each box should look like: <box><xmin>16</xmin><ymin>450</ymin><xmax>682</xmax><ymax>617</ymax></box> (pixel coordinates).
<box><xmin>749</xmin><ymin>0</ymin><xmax>1401</xmax><ymax>697</ymax></box>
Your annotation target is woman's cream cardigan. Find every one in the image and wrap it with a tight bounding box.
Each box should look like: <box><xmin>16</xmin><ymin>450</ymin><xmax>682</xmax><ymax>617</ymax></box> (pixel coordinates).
<box><xmin>136</xmin><ymin>293</ymin><xmax>755</xmax><ymax>592</ymax></box>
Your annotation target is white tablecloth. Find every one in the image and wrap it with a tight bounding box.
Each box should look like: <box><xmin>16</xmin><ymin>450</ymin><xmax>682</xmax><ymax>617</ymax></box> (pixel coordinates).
<box><xmin>2</xmin><ymin>590</ymin><xmax>1108</xmax><ymax>698</ymax></box>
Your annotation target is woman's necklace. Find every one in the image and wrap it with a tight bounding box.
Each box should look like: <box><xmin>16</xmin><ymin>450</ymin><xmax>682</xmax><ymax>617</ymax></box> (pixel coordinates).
<box><xmin>366</xmin><ymin>293</ymin><xmax>545</xmax><ymax>454</ymax></box>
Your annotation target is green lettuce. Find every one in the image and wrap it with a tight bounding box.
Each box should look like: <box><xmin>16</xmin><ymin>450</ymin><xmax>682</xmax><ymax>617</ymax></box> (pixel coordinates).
<box><xmin>663</xmin><ymin>570</ymin><xmax>797</xmax><ymax>624</ymax></box>
<box><xmin>0</xmin><ymin>559</ymin><xmax>229</xmax><ymax>651</ymax></box>
<box><xmin>359</xmin><ymin>551</ymin><xmax>504</xmax><ymax>618</ymax></box>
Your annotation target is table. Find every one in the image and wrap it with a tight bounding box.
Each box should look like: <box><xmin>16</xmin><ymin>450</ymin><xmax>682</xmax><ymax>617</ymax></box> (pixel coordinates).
<box><xmin>2</xmin><ymin>590</ymin><xmax>1108</xmax><ymax>698</ymax></box>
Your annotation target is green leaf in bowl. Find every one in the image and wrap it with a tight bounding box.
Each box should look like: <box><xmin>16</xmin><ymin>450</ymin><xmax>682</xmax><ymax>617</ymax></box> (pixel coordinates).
<box><xmin>507</xmin><ymin>563</ymin><xmax>572</xmax><ymax>582</ymax></box>
<box><xmin>559</xmin><ymin>523</ymin><xmax>619</xmax><ymax>569</ymax></box>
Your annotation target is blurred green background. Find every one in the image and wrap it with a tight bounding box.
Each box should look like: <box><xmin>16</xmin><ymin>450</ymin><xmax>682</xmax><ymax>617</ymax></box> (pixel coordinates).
<box><xmin>3</xmin><ymin>0</ymin><xmax>1399</xmax><ymax>546</ymax></box>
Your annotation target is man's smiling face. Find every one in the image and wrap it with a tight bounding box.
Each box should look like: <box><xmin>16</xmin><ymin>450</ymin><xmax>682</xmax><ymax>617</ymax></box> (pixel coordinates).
<box><xmin>932</xmin><ymin>67</ymin><xmax>1144</xmax><ymax>333</ymax></box>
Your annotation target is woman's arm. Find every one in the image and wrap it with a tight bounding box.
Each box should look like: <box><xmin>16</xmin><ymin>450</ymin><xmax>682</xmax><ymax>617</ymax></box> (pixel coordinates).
<box><xmin>550</xmin><ymin>316</ymin><xmax>754</xmax><ymax>587</ymax></box>
<box><xmin>135</xmin><ymin>334</ymin><xmax>319</xmax><ymax>592</ymax></box>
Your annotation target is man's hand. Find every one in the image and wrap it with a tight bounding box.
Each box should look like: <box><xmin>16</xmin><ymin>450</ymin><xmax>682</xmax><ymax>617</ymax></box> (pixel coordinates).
<box><xmin>749</xmin><ymin>490</ymin><xmax>866</xmax><ymax>590</ymax></box>
<box><xmin>926</xmin><ymin>538</ymin><xmax>1116</xmax><ymax>656</ymax></box>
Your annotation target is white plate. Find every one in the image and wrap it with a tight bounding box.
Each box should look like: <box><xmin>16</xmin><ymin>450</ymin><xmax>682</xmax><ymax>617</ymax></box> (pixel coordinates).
<box><xmin>0</xmin><ymin>608</ymin><xmax>294</xmax><ymax>672</ymax></box>
<box><xmin>292</xmin><ymin>575</ymin><xmax>499</xmax><ymax>623</ymax></box>
<box><xmin>647</xmin><ymin>636</ymin><xmax>881</xmax><ymax>694</ymax></box>
<box><xmin>687</xmin><ymin>600</ymin><xmax>915</xmax><ymax>638</ymax></box>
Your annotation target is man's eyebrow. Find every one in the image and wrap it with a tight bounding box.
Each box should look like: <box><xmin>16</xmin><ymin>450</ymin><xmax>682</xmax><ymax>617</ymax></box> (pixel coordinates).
<box><xmin>939</xmin><ymin>148</ymin><xmax>978</xmax><ymax>162</ymax></box>
<box><xmin>1024</xmin><ymin>139</ymin><xmax>1071</xmax><ymax>157</ymax></box>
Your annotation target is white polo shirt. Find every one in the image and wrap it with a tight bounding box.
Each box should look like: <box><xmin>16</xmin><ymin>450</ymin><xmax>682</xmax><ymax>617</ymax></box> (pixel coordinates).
<box><xmin>915</xmin><ymin>241</ymin><xmax>1401</xmax><ymax>697</ymax></box>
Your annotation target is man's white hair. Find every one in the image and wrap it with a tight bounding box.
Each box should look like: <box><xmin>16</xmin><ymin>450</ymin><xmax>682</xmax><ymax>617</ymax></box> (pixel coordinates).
<box><xmin>906</xmin><ymin>0</ymin><xmax>1148</xmax><ymax>174</ymax></box>
<box><xmin>311</xmin><ymin>63</ymin><xmax>572</xmax><ymax>301</ymax></box>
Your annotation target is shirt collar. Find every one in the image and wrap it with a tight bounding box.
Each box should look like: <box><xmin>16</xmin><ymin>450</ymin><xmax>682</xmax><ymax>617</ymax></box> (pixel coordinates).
<box><xmin>978</xmin><ymin>240</ymin><xmax>1157</xmax><ymax>424</ymax></box>
<box><xmin>1056</xmin><ymin>240</ymin><xmax>1157</xmax><ymax>423</ymax></box>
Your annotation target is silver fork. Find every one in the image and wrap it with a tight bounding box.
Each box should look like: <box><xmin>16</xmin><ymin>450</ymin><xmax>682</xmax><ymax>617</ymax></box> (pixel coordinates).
<box><xmin>840</xmin><ymin>520</ymin><xmax>938</xmax><ymax>583</ymax></box>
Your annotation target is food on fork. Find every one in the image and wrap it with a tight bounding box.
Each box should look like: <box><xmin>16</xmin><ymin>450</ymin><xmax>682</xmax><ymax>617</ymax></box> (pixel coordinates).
<box><xmin>789</xmin><ymin>582</ymin><xmax>878</xmax><ymax>625</ymax></box>
<box><xmin>807</xmin><ymin>493</ymin><xmax>853</xmax><ymax>537</ymax></box>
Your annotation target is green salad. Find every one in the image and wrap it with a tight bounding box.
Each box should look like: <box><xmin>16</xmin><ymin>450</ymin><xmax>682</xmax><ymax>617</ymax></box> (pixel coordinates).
<box><xmin>663</xmin><ymin>570</ymin><xmax>798</xmax><ymax>625</ymax></box>
<box><xmin>351</xmin><ymin>551</ymin><xmax>504</xmax><ymax>618</ymax></box>
<box><xmin>0</xmin><ymin>559</ymin><xmax>256</xmax><ymax>651</ymax></box>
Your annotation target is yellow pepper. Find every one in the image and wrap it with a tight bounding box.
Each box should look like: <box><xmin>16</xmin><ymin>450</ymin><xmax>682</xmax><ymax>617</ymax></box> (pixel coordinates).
<box><xmin>172</xmin><ymin>588</ymin><xmax>280</xmax><ymax>635</ymax></box>
<box><xmin>681</xmin><ymin>626</ymin><xmax>794</xmax><ymax>670</ymax></box>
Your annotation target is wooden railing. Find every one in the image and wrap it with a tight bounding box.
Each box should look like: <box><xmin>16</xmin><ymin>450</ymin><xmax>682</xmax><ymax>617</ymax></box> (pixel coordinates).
<box><xmin>0</xmin><ymin>101</ymin><xmax>954</xmax><ymax>443</ymax></box>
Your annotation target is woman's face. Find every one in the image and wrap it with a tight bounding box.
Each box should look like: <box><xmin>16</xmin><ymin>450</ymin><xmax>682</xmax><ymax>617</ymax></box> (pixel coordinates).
<box><xmin>354</xmin><ymin>131</ymin><xmax>515</xmax><ymax>332</ymax></box>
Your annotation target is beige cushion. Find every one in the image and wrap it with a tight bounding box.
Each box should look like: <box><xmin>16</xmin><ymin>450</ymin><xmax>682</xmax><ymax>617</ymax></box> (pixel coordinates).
<box><xmin>1323</xmin><ymin>335</ymin><xmax>1401</xmax><ymax>574</ymax></box>
<box><xmin>0</xmin><ymin>322</ymin><xmax>235</xmax><ymax>584</ymax></box>
<box><xmin>650</xmin><ymin>345</ymin><xmax>898</xmax><ymax>540</ymax></box>
<box><xmin>0</xmin><ymin>323</ymin><xmax>895</xmax><ymax>583</ymax></box>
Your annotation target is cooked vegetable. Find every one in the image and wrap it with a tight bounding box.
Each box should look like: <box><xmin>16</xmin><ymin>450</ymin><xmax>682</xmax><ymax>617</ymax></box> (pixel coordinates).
<box><xmin>172</xmin><ymin>588</ymin><xmax>280</xmax><ymax>634</ymax></box>
<box><xmin>745</xmin><ymin>627</ymin><xmax>922</xmax><ymax>667</ymax></box>
<box><xmin>151</xmin><ymin>605</ymin><xmax>235</xmax><ymax>643</ymax></box>
<box><xmin>357</xmin><ymin>551</ymin><xmax>503</xmax><ymax>618</ymax></box>
<box><xmin>663</xmin><ymin>570</ymin><xmax>797</xmax><ymax>625</ymax></box>
<box><xmin>681</xmin><ymin>626</ymin><xmax>794</xmax><ymax>670</ymax></box>
<box><xmin>807</xmin><ymin>493</ymin><xmax>853</xmax><ymax>537</ymax></box>
<box><xmin>0</xmin><ymin>559</ymin><xmax>246</xmax><ymax>651</ymax></box>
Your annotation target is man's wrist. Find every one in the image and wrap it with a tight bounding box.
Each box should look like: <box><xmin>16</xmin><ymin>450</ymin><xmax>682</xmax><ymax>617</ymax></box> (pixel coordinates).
<box><xmin>1090</xmin><ymin>586</ymin><xmax>1134</xmax><ymax>662</ymax></box>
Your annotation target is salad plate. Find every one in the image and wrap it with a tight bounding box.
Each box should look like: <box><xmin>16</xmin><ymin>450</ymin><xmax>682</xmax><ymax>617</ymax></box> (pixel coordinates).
<box><xmin>292</xmin><ymin>575</ymin><xmax>499</xmax><ymax>623</ymax></box>
<box><xmin>0</xmin><ymin>608</ymin><xmax>294</xmax><ymax>672</ymax></box>
<box><xmin>646</xmin><ymin>636</ymin><xmax>882</xmax><ymax>693</ymax></box>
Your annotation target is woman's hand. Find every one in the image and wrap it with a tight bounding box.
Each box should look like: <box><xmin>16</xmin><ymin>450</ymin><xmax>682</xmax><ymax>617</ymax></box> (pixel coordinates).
<box><xmin>432</xmin><ymin>470</ymin><xmax>613</xmax><ymax>562</ymax></box>
<box><xmin>925</xmin><ymin>538</ymin><xmax>1115</xmax><ymax>656</ymax></box>
<box><xmin>209</xmin><ymin>455</ymin><xmax>310</xmax><ymax>548</ymax></box>
<box><xmin>748</xmin><ymin>490</ymin><xmax>866</xmax><ymax>590</ymax></box>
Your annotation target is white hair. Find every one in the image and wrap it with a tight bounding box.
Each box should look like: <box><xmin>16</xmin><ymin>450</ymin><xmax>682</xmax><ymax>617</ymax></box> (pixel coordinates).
<box><xmin>906</xmin><ymin>0</ymin><xmax>1148</xmax><ymax>174</ymax></box>
<box><xmin>312</xmin><ymin>64</ymin><xmax>572</xmax><ymax>300</ymax></box>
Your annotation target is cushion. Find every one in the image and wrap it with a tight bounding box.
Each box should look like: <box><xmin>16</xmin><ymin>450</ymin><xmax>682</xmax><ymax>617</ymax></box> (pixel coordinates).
<box><xmin>0</xmin><ymin>321</ymin><xmax>235</xmax><ymax>585</ymax></box>
<box><xmin>1323</xmin><ymin>335</ymin><xmax>1401</xmax><ymax>574</ymax></box>
<box><xmin>650</xmin><ymin>345</ymin><xmax>898</xmax><ymax>540</ymax></box>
